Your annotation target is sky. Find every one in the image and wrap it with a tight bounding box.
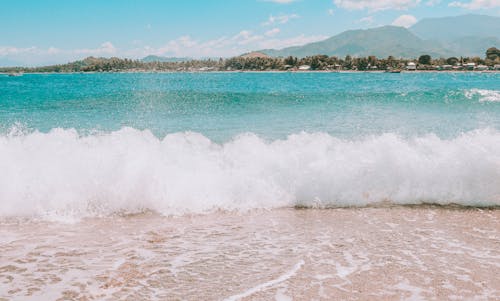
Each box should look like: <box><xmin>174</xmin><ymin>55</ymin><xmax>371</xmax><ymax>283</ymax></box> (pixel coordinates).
<box><xmin>1</xmin><ymin>0</ymin><xmax>499</xmax><ymax>66</ymax></box>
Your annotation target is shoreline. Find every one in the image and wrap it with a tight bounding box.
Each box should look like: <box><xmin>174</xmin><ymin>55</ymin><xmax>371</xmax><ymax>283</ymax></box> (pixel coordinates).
<box><xmin>1</xmin><ymin>207</ymin><xmax>498</xmax><ymax>300</ymax></box>
<box><xmin>1</xmin><ymin>204</ymin><xmax>499</xmax><ymax>223</ymax></box>
<box><xmin>1</xmin><ymin>70</ymin><xmax>499</xmax><ymax>75</ymax></box>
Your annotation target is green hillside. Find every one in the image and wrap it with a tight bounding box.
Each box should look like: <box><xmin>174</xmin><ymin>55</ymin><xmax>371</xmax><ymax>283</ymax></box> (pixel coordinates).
<box><xmin>261</xmin><ymin>26</ymin><xmax>447</xmax><ymax>58</ymax></box>
<box><xmin>258</xmin><ymin>15</ymin><xmax>500</xmax><ymax>59</ymax></box>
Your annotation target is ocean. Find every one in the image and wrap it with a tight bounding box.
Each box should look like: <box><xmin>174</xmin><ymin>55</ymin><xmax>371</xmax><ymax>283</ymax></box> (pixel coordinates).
<box><xmin>1</xmin><ymin>72</ymin><xmax>499</xmax><ymax>217</ymax></box>
<box><xmin>1</xmin><ymin>72</ymin><xmax>499</xmax><ymax>300</ymax></box>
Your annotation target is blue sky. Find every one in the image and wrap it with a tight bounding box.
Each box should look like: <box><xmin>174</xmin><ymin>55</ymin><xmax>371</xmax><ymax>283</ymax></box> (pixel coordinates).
<box><xmin>1</xmin><ymin>0</ymin><xmax>499</xmax><ymax>65</ymax></box>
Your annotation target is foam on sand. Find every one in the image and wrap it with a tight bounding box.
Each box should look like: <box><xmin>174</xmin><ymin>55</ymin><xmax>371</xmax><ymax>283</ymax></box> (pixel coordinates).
<box><xmin>223</xmin><ymin>260</ymin><xmax>304</xmax><ymax>301</ymax></box>
<box><xmin>1</xmin><ymin>208</ymin><xmax>498</xmax><ymax>300</ymax></box>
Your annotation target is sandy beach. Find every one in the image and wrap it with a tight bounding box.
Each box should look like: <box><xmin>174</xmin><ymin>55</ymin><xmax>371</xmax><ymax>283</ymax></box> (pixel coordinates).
<box><xmin>1</xmin><ymin>206</ymin><xmax>498</xmax><ymax>300</ymax></box>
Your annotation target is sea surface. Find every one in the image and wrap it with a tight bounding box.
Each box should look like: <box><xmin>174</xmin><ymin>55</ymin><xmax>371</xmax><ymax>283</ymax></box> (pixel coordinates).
<box><xmin>0</xmin><ymin>72</ymin><xmax>499</xmax><ymax>218</ymax></box>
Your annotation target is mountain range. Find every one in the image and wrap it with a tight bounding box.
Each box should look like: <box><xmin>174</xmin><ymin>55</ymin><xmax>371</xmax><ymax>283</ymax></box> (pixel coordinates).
<box><xmin>258</xmin><ymin>14</ymin><xmax>500</xmax><ymax>59</ymax></box>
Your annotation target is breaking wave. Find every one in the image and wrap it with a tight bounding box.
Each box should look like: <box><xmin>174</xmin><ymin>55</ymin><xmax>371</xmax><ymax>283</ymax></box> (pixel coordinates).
<box><xmin>464</xmin><ymin>89</ymin><xmax>500</xmax><ymax>102</ymax></box>
<box><xmin>1</xmin><ymin>127</ymin><xmax>499</xmax><ymax>218</ymax></box>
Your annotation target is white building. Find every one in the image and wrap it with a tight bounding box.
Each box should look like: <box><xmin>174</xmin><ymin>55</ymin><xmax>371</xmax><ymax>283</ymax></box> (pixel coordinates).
<box><xmin>406</xmin><ymin>62</ymin><xmax>416</xmax><ymax>71</ymax></box>
<box><xmin>465</xmin><ymin>62</ymin><xmax>476</xmax><ymax>70</ymax></box>
<box><xmin>298</xmin><ymin>65</ymin><xmax>311</xmax><ymax>71</ymax></box>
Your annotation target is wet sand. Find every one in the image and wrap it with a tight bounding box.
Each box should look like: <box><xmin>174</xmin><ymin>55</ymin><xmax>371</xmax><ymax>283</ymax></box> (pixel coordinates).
<box><xmin>1</xmin><ymin>207</ymin><xmax>499</xmax><ymax>300</ymax></box>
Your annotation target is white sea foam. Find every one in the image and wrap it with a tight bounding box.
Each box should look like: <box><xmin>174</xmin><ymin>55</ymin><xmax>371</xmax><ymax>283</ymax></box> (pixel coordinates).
<box><xmin>223</xmin><ymin>260</ymin><xmax>304</xmax><ymax>301</ymax></box>
<box><xmin>464</xmin><ymin>89</ymin><xmax>500</xmax><ymax>102</ymax></box>
<box><xmin>0</xmin><ymin>127</ymin><xmax>499</xmax><ymax>218</ymax></box>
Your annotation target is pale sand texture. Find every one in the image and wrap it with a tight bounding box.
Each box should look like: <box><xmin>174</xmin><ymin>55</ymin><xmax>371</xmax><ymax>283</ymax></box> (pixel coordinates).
<box><xmin>0</xmin><ymin>207</ymin><xmax>499</xmax><ymax>300</ymax></box>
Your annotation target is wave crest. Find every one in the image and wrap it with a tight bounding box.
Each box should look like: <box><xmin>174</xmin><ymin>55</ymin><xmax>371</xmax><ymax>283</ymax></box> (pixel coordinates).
<box><xmin>1</xmin><ymin>128</ymin><xmax>499</xmax><ymax>218</ymax></box>
<box><xmin>464</xmin><ymin>89</ymin><xmax>500</xmax><ymax>102</ymax></box>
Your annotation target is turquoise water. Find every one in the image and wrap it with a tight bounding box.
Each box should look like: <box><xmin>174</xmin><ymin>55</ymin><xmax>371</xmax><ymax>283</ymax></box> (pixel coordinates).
<box><xmin>0</xmin><ymin>72</ymin><xmax>499</xmax><ymax>217</ymax></box>
<box><xmin>1</xmin><ymin>72</ymin><xmax>499</xmax><ymax>140</ymax></box>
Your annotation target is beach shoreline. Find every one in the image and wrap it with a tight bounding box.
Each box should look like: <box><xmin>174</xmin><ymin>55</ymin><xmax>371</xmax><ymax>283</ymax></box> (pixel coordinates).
<box><xmin>1</xmin><ymin>207</ymin><xmax>498</xmax><ymax>300</ymax></box>
<box><xmin>1</xmin><ymin>70</ymin><xmax>499</xmax><ymax>75</ymax></box>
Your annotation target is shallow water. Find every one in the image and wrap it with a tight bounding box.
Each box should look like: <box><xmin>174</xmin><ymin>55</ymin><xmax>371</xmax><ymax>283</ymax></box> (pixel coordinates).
<box><xmin>1</xmin><ymin>73</ymin><xmax>499</xmax><ymax>140</ymax></box>
<box><xmin>1</xmin><ymin>208</ymin><xmax>499</xmax><ymax>300</ymax></box>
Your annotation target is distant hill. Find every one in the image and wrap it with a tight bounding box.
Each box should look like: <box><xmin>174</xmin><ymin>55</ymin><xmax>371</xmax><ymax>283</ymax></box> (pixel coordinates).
<box><xmin>240</xmin><ymin>51</ymin><xmax>271</xmax><ymax>59</ymax></box>
<box><xmin>446</xmin><ymin>36</ymin><xmax>500</xmax><ymax>57</ymax></box>
<box><xmin>410</xmin><ymin>14</ymin><xmax>500</xmax><ymax>42</ymax></box>
<box><xmin>260</xmin><ymin>26</ymin><xmax>447</xmax><ymax>58</ymax></box>
<box><xmin>141</xmin><ymin>55</ymin><xmax>191</xmax><ymax>63</ymax></box>
<box><xmin>257</xmin><ymin>14</ymin><xmax>500</xmax><ymax>59</ymax></box>
<box><xmin>409</xmin><ymin>14</ymin><xmax>500</xmax><ymax>57</ymax></box>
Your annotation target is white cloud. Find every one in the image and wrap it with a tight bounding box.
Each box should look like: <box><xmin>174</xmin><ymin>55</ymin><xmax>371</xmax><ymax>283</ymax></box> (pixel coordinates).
<box><xmin>262</xmin><ymin>14</ymin><xmax>299</xmax><ymax>26</ymax></box>
<box><xmin>327</xmin><ymin>9</ymin><xmax>335</xmax><ymax>15</ymax></box>
<box><xmin>425</xmin><ymin>0</ymin><xmax>441</xmax><ymax>5</ymax></box>
<box><xmin>334</xmin><ymin>0</ymin><xmax>421</xmax><ymax>11</ymax></box>
<box><xmin>265</xmin><ymin>28</ymin><xmax>281</xmax><ymax>37</ymax></box>
<box><xmin>0</xmin><ymin>43</ymin><xmax>119</xmax><ymax>66</ymax></box>
<box><xmin>74</xmin><ymin>42</ymin><xmax>117</xmax><ymax>55</ymax></box>
<box><xmin>234</xmin><ymin>30</ymin><xmax>265</xmax><ymax>45</ymax></box>
<box><xmin>1</xmin><ymin>30</ymin><xmax>328</xmax><ymax>65</ymax></box>
<box><xmin>449</xmin><ymin>0</ymin><xmax>500</xmax><ymax>9</ymax></box>
<box><xmin>151</xmin><ymin>36</ymin><xmax>199</xmax><ymax>56</ymax></box>
<box><xmin>127</xmin><ymin>31</ymin><xmax>327</xmax><ymax>58</ymax></box>
<box><xmin>47</xmin><ymin>47</ymin><xmax>61</xmax><ymax>55</ymax></box>
<box><xmin>0</xmin><ymin>43</ymin><xmax>115</xmax><ymax>57</ymax></box>
<box><xmin>358</xmin><ymin>16</ymin><xmax>374</xmax><ymax>24</ymax></box>
<box><xmin>391</xmin><ymin>14</ymin><xmax>418</xmax><ymax>27</ymax></box>
<box><xmin>0</xmin><ymin>46</ymin><xmax>37</xmax><ymax>56</ymax></box>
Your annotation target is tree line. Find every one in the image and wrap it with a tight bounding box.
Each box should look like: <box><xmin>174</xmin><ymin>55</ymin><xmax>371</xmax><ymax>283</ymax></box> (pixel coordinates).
<box><xmin>1</xmin><ymin>47</ymin><xmax>499</xmax><ymax>73</ymax></box>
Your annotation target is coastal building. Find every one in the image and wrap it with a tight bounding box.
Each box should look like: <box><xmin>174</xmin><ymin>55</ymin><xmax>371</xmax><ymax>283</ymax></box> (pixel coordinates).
<box><xmin>465</xmin><ymin>62</ymin><xmax>476</xmax><ymax>70</ymax></box>
<box><xmin>476</xmin><ymin>65</ymin><xmax>488</xmax><ymax>71</ymax></box>
<box><xmin>406</xmin><ymin>62</ymin><xmax>416</xmax><ymax>71</ymax></box>
<box><xmin>325</xmin><ymin>64</ymin><xmax>342</xmax><ymax>71</ymax></box>
<box><xmin>494</xmin><ymin>64</ymin><xmax>500</xmax><ymax>70</ymax></box>
<box><xmin>441</xmin><ymin>65</ymin><xmax>453</xmax><ymax>70</ymax></box>
<box><xmin>298</xmin><ymin>65</ymin><xmax>311</xmax><ymax>71</ymax></box>
<box><xmin>198</xmin><ymin>67</ymin><xmax>215</xmax><ymax>72</ymax></box>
